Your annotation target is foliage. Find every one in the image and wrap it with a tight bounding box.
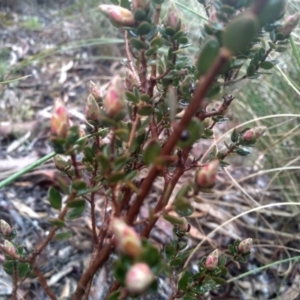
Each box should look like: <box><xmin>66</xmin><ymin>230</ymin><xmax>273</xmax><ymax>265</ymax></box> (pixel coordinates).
<box><xmin>0</xmin><ymin>0</ymin><xmax>299</xmax><ymax>299</ymax></box>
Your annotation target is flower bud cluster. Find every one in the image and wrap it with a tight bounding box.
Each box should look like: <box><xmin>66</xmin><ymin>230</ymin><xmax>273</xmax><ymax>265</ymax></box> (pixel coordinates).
<box><xmin>99</xmin><ymin>5</ymin><xmax>135</xmax><ymax>27</ymax></box>
<box><xmin>104</xmin><ymin>75</ymin><xmax>125</xmax><ymax>119</ymax></box>
<box><xmin>195</xmin><ymin>160</ymin><xmax>219</xmax><ymax>189</ymax></box>
<box><xmin>111</xmin><ymin>218</ymin><xmax>142</xmax><ymax>258</ymax></box>
<box><xmin>238</xmin><ymin>238</ymin><xmax>253</xmax><ymax>254</ymax></box>
<box><xmin>278</xmin><ymin>13</ymin><xmax>300</xmax><ymax>37</ymax></box>
<box><xmin>50</xmin><ymin>99</ymin><xmax>70</xmax><ymax>138</ymax></box>
<box><xmin>205</xmin><ymin>249</ymin><xmax>219</xmax><ymax>271</ymax></box>
<box><xmin>241</xmin><ymin>126</ymin><xmax>266</xmax><ymax>144</ymax></box>
<box><xmin>125</xmin><ymin>262</ymin><xmax>154</xmax><ymax>293</ymax></box>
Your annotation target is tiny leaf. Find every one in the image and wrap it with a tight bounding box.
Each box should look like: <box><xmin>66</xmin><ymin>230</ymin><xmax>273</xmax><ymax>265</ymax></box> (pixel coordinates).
<box><xmin>48</xmin><ymin>187</ymin><xmax>62</xmax><ymax>210</ymax></box>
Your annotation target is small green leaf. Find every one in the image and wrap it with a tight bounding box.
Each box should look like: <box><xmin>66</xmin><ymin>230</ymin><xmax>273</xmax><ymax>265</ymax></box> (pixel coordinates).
<box><xmin>113</xmin><ymin>256</ymin><xmax>131</xmax><ymax>284</ymax></box>
<box><xmin>164</xmin><ymin>244</ymin><xmax>176</xmax><ymax>260</ymax></box>
<box><xmin>150</xmin><ymin>36</ymin><xmax>163</xmax><ymax>48</ymax></box>
<box><xmin>174</xmin><ymin>197</ymin><xmax>194</xmax><ymax>217</ymax></box>
<box><xmin>47</xmin><ymin>218</ymin><xmax>65</xmax><ymax>227</ymax></box>
<box><xmin>183</xmin><ymin>294</ymin><xmax>197</xmax><ymax>300</ymax></box>
<box><xmin>211</xmin><ymin>276</ymin><xmax>227</xmax><ymax>285</ymax></box>
<box><xmin>236</xmin><ymin>148</ymin><xmax>251</xmax><ymax>156</ymax></box>
<box><xmin>260</xmin><ymin>61</ymin><xmax>274</xmax><ymax>70</ymax></box>
<box><xmin>130</xmin><ymin>38</ymin><xmax>147</xmax><ymax>50</ymax></box>
<box><xmin>178</xmin><ymin>270</ymin><xmax>192</xmax><ymax>291</ymax></box>
<box><xmin>138</xmin><ymin>105</ymin><xmax>154</xmax><ymax>116</ymax></box>
<box><xmin>231</xmin><ymin>128</ymin><xmax>238</xmax><ymax>143</ymax></box>
<box><xmin>107</xmin><ymin>171</ymin><xmax>125</xmax><ymax>184</ymax></box>
<box><xmin>228</xmin><ymin>244</ymin><xmax>235</xmax><ymax>255</ymax></box>
<box><xmin>138</xmin><ymin>241</ymin><xmax>161</xmax><ymax>269</ymax></box>
<box><xmin>196</xmin><ymin>36</ymin><xmax>220</xmax><ymax>77</ymax></box>
<box><xmin>152</xmin><ymin>0</ymin><xmax>164</xmax><ymax>4</ymax></box>
<box><xmin>17</xmin><ymin>262</ymin><xmax>30</xmax><ymax>278</ymax></box>
<box><xmin>137</xmin><ymin>22</ymin><xmax>152</xmax><ymax>35</ymax></box>
<box><xmin>66</xmin><ymin>198</ymin><xmax>86</xmax><ymax>208</ymax></box>
<box><xmin>125</xmin><ymin>91</ymin><xmax>139</xmax><ymax>103</ymax></box>
<box><xmin>3</xmin><ymin>261</ymin><xmax>15</xmax><ymax>275</ymax></box>
<box><xmin>96</xmin><ymin>153</ymin><xmax>110</xmax><ymax>171</ymax></box>
<box><xmin>247</xmin><ymin>64</ymin><xmax>256</xmax><ymax>77</ymax></box>
<box><xmin>143</xmin><ymin>140</ymin><xmax>161</xmax><ymax>165</ymax></box>
<box><xmin>223</xmin><ymin>13</ymin><xmax>259</xmax><ymax>55</ymax></box>
<box><xmin>72</xmin><ymin>179</ymin><xmax>87</xmax><ymax>192</ymax></box>
<box><xmin>134</xmin><ymin>8</ymin><xmax>147</xmax><ymax>21</ymax></box>
<box><xmin>170</xmin><ymin>257</ymin><xmax>183</xmax><ymax>267</ymax></box>
<box><xmin>125</xmin><ymin>170</ymin><xmax>138</xmax><ymax>181</ymax></box>
<box><xmin>275</xmin><ymin>45</ymin><xmax>287</xmax><ymax>53</ymax></box>
<box><xmin>48</xmin><ymin>187</ymin><xmax>62</xmax><ymax>210</ymax></box>
<box><xmin>83</xmin><ymin>147</ymin><xmax>94</xmax><ymax>164</ymax></box>
<box><xmin>140</xmin><ymin>93</ymin><xmax>150</xmax><ymax>102</ymax></box>
<box><xmin>219</xmin><ymin>265</ymin><xmax>228</xmax><ymax>276</ymax></box>
<box><xmin>54</xmin><ymin>232</ymin><xmax>73</xmax><ymax>241</ymax></box>
<box><xmin>178</xmin><ymin>36</ymin><xmax>189</xmax><ymax>44</ymax></box>
<box><xmin>66</xmin><ymin>202</ymin><xmax>86</xmax><ymax>220</ymax></box>
<box><xmin>65</xmin><ymin>125</ymin><xmax>80</xmax><ymax>147</ymax></box>
<box><xmin>114</xmin><ymin>128</ymin><xmax>129</xmax><ymax>142</ymax></box>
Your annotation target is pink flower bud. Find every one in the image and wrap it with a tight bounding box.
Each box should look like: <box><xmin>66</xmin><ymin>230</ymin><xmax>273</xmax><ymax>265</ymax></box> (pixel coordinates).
<box><xmin>205</xmin><ymin>249</ymin><xmax>218</xmax><ymax>271</ymax></box>
<box><xmin>99</xmin><ymin>5</ymin><xmax>135</xmax><ymax>27</ymax></box>
<box><xmin>125</xmin><ymin>68</ymin><xmax>139</xmax><ymax>90</ymax></box>
<box><xmin>278</xmin><ymin>13</ymin><xmax>300</xmax><ymax>37</ymax></box>
<box><xmin>104</xmin><ymin>75</ymin><xmax>125</xmax><ymax>119</ymax></box>
<box><xmin>3</xmin><ymin>240</ymin><xmax>16</xmax><ymax>256</ymax></box>
<box><xmin>132</xmin><ymin>0</ymin><xmax>151</xmax><ymax>11</ymax></box>
<box><xmin>111</xmin><ymin>218</ymin><xmax>142</xmax><ymax>258</ymax></box>
<box><xmin>164</xmin><ymin>3</ymin><xmax>181</xmax><ymax>31</ymax></box>
<box><xmin>50</xmin><ymin>99</ymin><xmax>70</xmax><ymax>138</ymax></box>
<box><xmin>125</xmin><ymin>263</ymin><xmax>154</xmax><ymax>294</ymax></box>
<box><xmin>242</xmin><ymin>126</ymin><xmax>266</xmax><ymax>144</ymax></box>
<box><xmin>85</xmin><ymin>94</ymin><xmax>101</xmax><ymax>124</ymax></box>
<box><xmin>89</xmin><ymin>81</ymin><xmax>102</xmax><ymax>102</ymax></box>
<box><xmin>238</xmin><ymin>238</ymin><xmax>253</xmax><ymax>254</ymax></box>
<box><xmin>195</xmin><ymin>160</ymin><xmax>219</xmax><ymax>188</ymax></box>
<box><xmin>0</xmin><ymin>220</ymin><xmax>11</xmax><ymax>236</ymax></box>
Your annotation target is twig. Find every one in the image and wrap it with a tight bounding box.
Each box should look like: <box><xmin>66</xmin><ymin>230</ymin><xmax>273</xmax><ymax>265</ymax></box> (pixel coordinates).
<box><xmin>126</xmin><ymin>115</ymin><xmax>141</xmax><ymax>153</ymax></box>
<box><xmin>71</xmin><ymin>153</ymin><xmax>80</xmax><ymax>179</ymax></box>
<box><xmin>124</xmin><ymin>31</ymin><xmax>140</xmax><ymax>86</ymax></box>
<box><xmin>126</xmin><ymin>48</ymin><xmax>231</xmax><ymax>225</ymax></box>
<box><xmin>34</xmin><ymin>267</ymin><xmax>57</xmax><ymax>300</ymax></box>
<box><xmin>11</xmin><ymin>262</ymin><xmax>18</xmax><ymax>300</ymax></box>
<box><xmin>90</xmin><ymin>126</ymin><xmax>100</xmax><ymax>243</ymax></box>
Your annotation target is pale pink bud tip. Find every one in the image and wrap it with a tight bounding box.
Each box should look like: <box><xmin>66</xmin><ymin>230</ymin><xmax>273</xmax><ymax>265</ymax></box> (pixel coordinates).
<box><xmin>242</xmin><ymin>126</ymin><xmax>266</xmax><ymax>144</ymax></box>
<box><xmin>195</xmin><ymin>160</ymin><xmax>219</xmax><ymax>188</ymax></box>
<box><xmin>104</xmin><ymin>75</ymin><xmax>125</xmax><ymax>119</ymax></box>
<box><xmin>111</xmin><ymin>218</ymin><xmax>142</xmax><ymax>258</ymax></box>
<box><xmin>238</xmin><ymin>238</ymin><xmax>253</xmax><ymax>254</ymax></box>
<box><xmin>50</xmin><ymin>99</ymin><xmax>70</xmax><ymax>138</ymax></box>
<box><xmin>165</xmin><ymin>3</ymin><xmax>181</xmax><ymax>31</ymax></box>
<box><xmin>205</xmin><ymin>249</ymin><xmax>219</xmax><ymax>271</ymax></box>
<box><xmin>125</xmin><ymin>263</ymin><xmax>154</xmax><ymax>294</ymax></box>
<box><xmin>3</xmin><ymin>240</ymin><xmax>16</xmax><ymax>256</ymax></box>
<box><xmin>85</xmin><ymin>94</ymin><xmax>101</xmax><ymax>123</ymax></box>
<box><xmin>99</xmin><ymin>5</ymin><xmax>135</xmax><ymax>27</ymax></box>
<box><xmin>0</xmin><ymin>220</ymin><xmax>12</xmax><ymax>236</ymax></box>
<box><xmin>89</xmin><ymin>81</ymin><xmax>101</xmax><ymax>102</ymax></box>
<box><xmin>279</xmin><ymin>13</ymin><xmax>300</xmax><ymax>37</ymax></box>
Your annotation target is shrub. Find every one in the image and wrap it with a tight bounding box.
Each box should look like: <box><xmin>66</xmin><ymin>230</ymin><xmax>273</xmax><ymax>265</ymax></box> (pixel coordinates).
<box><xmin>1</xmin><ymin>0</ymin><xmax>299</xmax><ymax>299</ymax></box>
